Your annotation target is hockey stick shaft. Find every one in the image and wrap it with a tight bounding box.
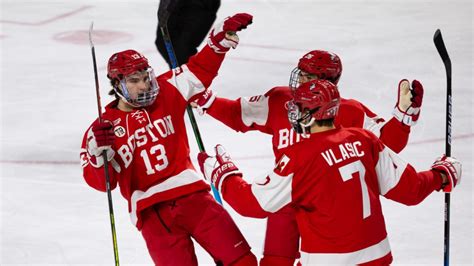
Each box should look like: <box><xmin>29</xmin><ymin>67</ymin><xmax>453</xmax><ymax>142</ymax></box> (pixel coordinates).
<box><xmin>158</xmin><ymin>8</ymin><xmax>223</xmax><ymax>204</ymax></box>
<box><xmin>89</xmin><ymin>22</ymin><xmax>120</xmax><ymax>266</ymax></box>
<box><xmin>434</xmin><ymin>28</ymin><xmax>452</xmax><ymax>266</ymax></box>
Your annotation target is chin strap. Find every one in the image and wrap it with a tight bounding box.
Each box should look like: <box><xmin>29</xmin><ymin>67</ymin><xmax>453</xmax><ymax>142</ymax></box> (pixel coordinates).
<box><xmin>297</xmin><ymin>108</ymin><xmax>317</xmax><ymax>137</ymax></box>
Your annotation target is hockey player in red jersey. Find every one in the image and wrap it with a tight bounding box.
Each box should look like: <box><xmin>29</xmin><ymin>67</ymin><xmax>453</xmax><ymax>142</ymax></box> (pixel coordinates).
<box><xmin>192</xmin><ymin>50</ymin><xmax>425</xmax><ymax>265</ymax></box>
<box><xmin>80</xmin><ymin>13</ymin><xmax>258</xmax><ymax>266</ymax></box>
<box><xmin>197</xmin><ymin>79</ymin><xmax>462</xmax><ymax>266</ymax></box>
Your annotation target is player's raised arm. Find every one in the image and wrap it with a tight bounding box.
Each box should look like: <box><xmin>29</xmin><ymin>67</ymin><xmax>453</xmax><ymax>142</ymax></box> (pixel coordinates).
<box><xmin>371</xmin><ymin>136</ymin><xmax>461</xmax><ymax>205</ymax></box>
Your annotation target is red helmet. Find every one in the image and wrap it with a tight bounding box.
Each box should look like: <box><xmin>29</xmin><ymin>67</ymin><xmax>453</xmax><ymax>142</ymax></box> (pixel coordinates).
<box><xmin>298</xmin><ymin>50</ymin><xmax>342</xmax><ymax>84</ymax></box>
<box><xmin>107</xmin><ymin>50</ymin><xmax>159</xmax><ymax>107</ymax></box>
<box><xmin>107</xmin><ymin>50</ymin><xmax>150</xmax><ymax>80</ymax></box>
<box><xmin>287</xmin><ymin>79</ymin><xmax>340</xmax><ymax>133</ymax></box>
<box><xmin>289</xmin><ymin>50</ymin><xmax>342</xmax><ymax>90</ymax></box>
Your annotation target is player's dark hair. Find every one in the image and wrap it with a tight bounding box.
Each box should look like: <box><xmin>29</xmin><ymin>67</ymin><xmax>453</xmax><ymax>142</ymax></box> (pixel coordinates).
<box><xmin>108</xmin><ymin>79</ymin><xmax>120</xmax><ymax>100</ymax></box>
<box><xmin>315</xmin><ymin>118</ymin><xmax>335</xmax><ymax>127</ymax></box>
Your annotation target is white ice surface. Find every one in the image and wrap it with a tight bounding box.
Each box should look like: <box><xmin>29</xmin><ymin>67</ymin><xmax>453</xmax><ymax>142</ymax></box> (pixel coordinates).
<box><xmin>1</xmin><ymin>0</ymin><xmax>472</xmax><ymax>265</ymax></box>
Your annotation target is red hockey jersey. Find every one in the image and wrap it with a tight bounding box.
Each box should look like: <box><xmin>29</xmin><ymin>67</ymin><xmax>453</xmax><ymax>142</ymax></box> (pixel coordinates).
<box><xmin>80</xmin><ymin>45</ymin><xmax>225</xmax><ymax>228</ymax></box>
<box><xmin>222</xmin><ymin>127</ymin><xmax>442</xmax><ymax>265</ymax></box>
<box><xmin>207</xmin><ymin>86</ymin><xmax>410</xmax><ymax>158</ymax></box>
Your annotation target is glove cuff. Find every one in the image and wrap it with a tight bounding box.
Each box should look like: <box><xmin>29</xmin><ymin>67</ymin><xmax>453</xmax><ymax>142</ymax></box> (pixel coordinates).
<box><xmin>196</xmin><ymin>91</ymin><xmax>216</xmax><ymax>115</ymax></box>
<box><xmin>207</xmin><ymin>37</ymin><xmax>229</xmax><ymax>54</ymax></box>
<box><xmin>212</xmin><ymin>162</ymin><xmax>242</xmax><ymax>191</ymax></box>
<box><xmin>89</xmin><ymin>149</ymin><xmax>116</xmax><ymax>168</ymax></box>
<box><xmin>392</xmin><ymin>106</ymin><xmax>418</xmax><ymax>126</ymax></box>
<box><xmin>432</xmin><ymin>165</ymin><xmax>454</xmax><ymax>193</ymax></box>
<box><xmin>217</xmin><ymin>170</ymin><xmax>242</xmax><ymax>193</ymax></box>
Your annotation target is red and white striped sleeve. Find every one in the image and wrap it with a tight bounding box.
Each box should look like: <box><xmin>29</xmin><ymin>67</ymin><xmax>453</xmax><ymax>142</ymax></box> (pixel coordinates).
<box><xmin>221</xmin><ymin>153</ymin><xmax>294</xmax><ymax>218</ymax></box>
<box><xmin>206</xmin><ymin>94</ymin><xmax>272</xmax><ymax>133</ymax></box>
<box><xmin>206</xmin><ymin>87</ymin><xmax>295</xmax><ymax>134</ymax></box>
<box><xmin>158</xmin><ymin>45</ymin><xmax>226</xmax><ymax>102</ymax></box>
<box><xmin>221</xmin><ymin>168</ymin><xmax>294</xmax><ymax>219</ymax></box>
<box><xmin>371</xmin><ymin>135</ymin><xmax>442</xmax><ymax>205</ymax></box>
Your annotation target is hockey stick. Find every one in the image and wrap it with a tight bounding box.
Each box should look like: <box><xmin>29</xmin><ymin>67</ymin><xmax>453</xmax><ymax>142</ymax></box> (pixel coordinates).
<box><xmin>89</xmin><ymin>22</ymin><xmax>120</xmax><ymax>266</ymax></box>
<box><xmin>433</xmin><ymin>29</ymin><xmax>452</xmax><ymax>266</ymax></box>
<box><xmin>158</xmin><ymin>1</ymin><xmax>223</xmax><ymax>204</ymax></box>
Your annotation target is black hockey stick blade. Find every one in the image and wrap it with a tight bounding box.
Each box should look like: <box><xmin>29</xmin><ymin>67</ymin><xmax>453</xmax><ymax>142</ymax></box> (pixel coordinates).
<box><xmin>434</xmin><ymin>29</ymin><xmax>452</xmax><ymax>79</ymax></box>
<box><xmin>433</xmin><ymin>29</ymin><xmax>452</xmax><ymax>155</ymax></box>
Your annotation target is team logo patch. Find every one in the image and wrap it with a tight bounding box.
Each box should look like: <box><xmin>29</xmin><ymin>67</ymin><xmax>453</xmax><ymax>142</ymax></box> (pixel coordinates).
<box><xmin>114</xmin><ymin>126</ymin><xmax>126</xmax><ymax>137</ymax></box>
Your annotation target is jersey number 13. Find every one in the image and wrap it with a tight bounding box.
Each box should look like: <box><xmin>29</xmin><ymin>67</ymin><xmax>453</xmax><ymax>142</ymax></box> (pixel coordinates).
<box><xmin>140</xmin><ymin>144</ymin><xmax>169</xmax><ymax>175</ymax></box>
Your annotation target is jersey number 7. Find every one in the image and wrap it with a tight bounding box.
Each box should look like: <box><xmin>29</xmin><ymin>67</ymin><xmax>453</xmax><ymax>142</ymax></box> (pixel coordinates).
<box><xmin>338</xmin><ymin>160</ymin><xmax>371</xmax><ymax>219</ymax></box>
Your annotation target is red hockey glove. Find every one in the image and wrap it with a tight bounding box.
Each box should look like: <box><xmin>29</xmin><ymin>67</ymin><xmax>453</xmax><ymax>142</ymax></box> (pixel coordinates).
<box><xmin>431</xmin><ymin>155</ymin><xmax>462</xmax><ymax>193</ymax></box>
<box><xmin>392</xmin><ymin>79</ymin><xmax>424</xmax><ymax>126</ymax></box>
<box><xmin>207</xmin><ymin>13</ymin><xmax>253</xmax><ymax>53</ymax></box>
<box><xmin>190</xmin><ymin>88</ymin><xmax>216</xmax><ymax>115</ymax></box>
<box><xmin>87</xmin><ymin>120</ymin><xmax>115</xmax><ymax>168</ymax></box>
<box><xmin>198</xmin><ymin>144</ymin><xmax>242</xmax><ymax>191</ymax></box>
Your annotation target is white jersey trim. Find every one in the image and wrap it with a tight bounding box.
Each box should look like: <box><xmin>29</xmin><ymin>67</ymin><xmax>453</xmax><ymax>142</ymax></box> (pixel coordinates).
<box><xmin>129</xmin><ymin>169</ymin><xmax>202</xmax><ymax>226</ymax></box>
<box><xmin>300</xmin><ymin>236</ymin><xmax>391</xmax><ymax>265</ymax></box>
<box><xmin>167</xmin><ymin>65</ymin><xmax>206</xmax><ymax>101</ymax></box>
<box><xmin>375</xmin><ymin>147</ymin><xmax>408</xmax><ymax>195</ymax></box>
<box><xmin>251</xmin><ymin>171</ymin><xmax>293</xmax><ymax>213</ymax></box>
<box><xmin>363</xmin><ymin>114</ymin><xmax>385</xmax><ymax>138</ymax></box>
<box><xmin>240</xmin><ymin>95</ymin><xmax>269</xmax><ymax>127</ymax></box>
